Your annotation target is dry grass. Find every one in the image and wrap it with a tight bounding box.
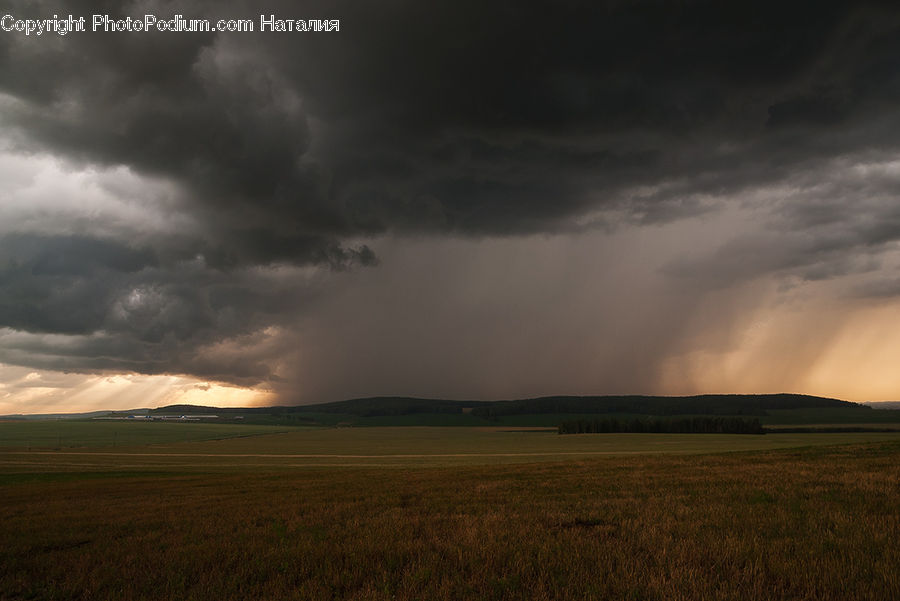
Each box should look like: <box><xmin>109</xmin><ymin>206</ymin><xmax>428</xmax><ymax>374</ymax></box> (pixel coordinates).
<box><xmin>2</xmin><ymin>441</ymin><xmax>899</xmax><ymax>600</ymax></box>
<box><xmin>6</xmin><ymin>426</ymin><xmax>900</xmax><ymax>472</ymax></box>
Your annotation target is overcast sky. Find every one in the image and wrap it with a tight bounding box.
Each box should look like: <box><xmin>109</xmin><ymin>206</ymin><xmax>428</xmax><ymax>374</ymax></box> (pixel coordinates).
<box><xmin>2</xmin><ymin>0</ymin><xmax>900</xmax><ymax>413</ymax></box>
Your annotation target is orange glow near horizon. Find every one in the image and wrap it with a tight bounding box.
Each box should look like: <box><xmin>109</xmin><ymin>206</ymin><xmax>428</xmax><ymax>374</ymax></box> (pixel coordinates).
<box><xmin>0</xmin><ymin>366</ymin><xmax>275</xmax><ymax>415</ymax></box>
<box><xmin>660</xmin><ymin>295</ymin><xmax>900</xmax><ymax>403</ymax></box>
<box><xmin>801</xmin><ymin>303</ymin><xmax>900</xmax><ymax>402</ymax></box>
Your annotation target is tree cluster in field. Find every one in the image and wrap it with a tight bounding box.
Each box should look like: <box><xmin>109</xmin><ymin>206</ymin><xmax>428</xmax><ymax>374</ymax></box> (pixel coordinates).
<box><xmin>557</xmin><ymin>416</ymin><xmax>765</xmax><ymax>435</ymax></box>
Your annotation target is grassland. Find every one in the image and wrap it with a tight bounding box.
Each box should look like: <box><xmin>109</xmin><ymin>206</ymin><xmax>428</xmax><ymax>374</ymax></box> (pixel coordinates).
<box><xmin>0</xmin><ymin>420</ymin><xmax>292</xmax><ymax>449</ymax></box>
<box><xmin>760</xmin><ymin>406</ymin><xmax>900</xmax><ymax>425</ymax></box>
<box><xmin>4</xmin><ymin>423</ymin><xmax>900</xmax><ymax>469</ymax></box>
<box><xmin>2</xmin><ymin>424</ymin><xmax>900</xmax><ymax>600</ymax></box>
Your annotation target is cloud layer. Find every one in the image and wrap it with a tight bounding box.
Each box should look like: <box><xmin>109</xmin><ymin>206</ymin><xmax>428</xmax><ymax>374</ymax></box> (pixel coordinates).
<box><xmin>2</xmin><ymin>0</ymin><xmax>900</xmax><ymax>405</ymax></box>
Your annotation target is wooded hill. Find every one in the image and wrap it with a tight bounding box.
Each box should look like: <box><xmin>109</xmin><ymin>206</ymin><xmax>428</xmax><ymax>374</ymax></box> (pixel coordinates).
<box><xmin>558</xmin><ymin>416</ymin><xmax>766</xmax><ymax>435</ymax></box>
<box><xmin>154</xmin><ymin>393</ymin><xmax>859</xmax><ymax>419</ymax></box>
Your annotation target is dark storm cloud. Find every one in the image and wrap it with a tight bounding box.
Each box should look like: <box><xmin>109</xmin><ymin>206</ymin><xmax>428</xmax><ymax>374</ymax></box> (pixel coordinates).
<box><xmin>662</xmin><ymin>152</ymin><xmax>900</xmax><ymax>291</ymax></box>
<box><xmin>0</xmin><ymin>231</ymin><xmax>314</xmax><ymax>385</ymax></box>
<box><xmin>3</xmin><ymin>0</ymin><xmax>900</xmax><ymax>391</ymax></box>
<box><xmin>281</xmin><ymin>0</ymin><xmax>900</xmax><ymax>240</ymax></box>
<box><xmin>0</xmin><ymin>234</ymin><xmax>153</xmax><ymax>335</ymax></box>
<box><xmin>5</xmin><ymin>0</ymin><xmax>900</xmax><ymax>240</ymax></box>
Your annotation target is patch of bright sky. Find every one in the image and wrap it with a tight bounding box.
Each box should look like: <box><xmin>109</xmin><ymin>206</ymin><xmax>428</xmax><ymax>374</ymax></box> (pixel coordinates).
<box><xmin>0</xmin><ymin>364</ymin><xmax>274</xmax><ymax>415</ymax></box>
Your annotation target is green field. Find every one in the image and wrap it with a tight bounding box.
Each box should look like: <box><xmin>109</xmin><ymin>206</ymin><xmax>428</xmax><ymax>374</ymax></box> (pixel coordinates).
<box><xmin>3</xmin><ymin>423</ymin><xmax>900</xmax><ymax>600</ymax></box>
<box><xmin>4</xmin><ymin>422</ymin><xmax>900</xmax><ymax>470</ymax></box>
<box><xmin>760</xmin><ymin>407</ymin><xmax>900</xmax><ymax>424</ymax></box>
<box><xmin>0</xmin><ymin>420</ymin><xmax>293</xmax><ymax>449</ymax></box>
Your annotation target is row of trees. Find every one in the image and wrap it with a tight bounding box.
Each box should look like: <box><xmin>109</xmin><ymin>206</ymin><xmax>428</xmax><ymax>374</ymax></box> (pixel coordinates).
<box><xmin>558</xmin><ymin>416</ymin><xmax>765</xmax><ymax>435</ymax></box>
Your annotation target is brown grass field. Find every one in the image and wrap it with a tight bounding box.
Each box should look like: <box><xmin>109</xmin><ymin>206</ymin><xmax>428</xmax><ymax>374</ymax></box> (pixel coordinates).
<box><xmin>2</xmin><ymin>426</ymin><xmax>900</xmax><ymax>600</ymax></box>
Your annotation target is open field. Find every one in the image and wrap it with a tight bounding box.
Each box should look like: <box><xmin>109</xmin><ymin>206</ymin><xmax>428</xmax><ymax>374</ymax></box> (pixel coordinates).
<box><xmin>0</xmin><ymin>420</ymin><xmax>293</xmax><ymax>449</ymax></box>
<box><xmin>760</xmin><ymin>407</ymin><xmax>900</xmax><ymax>425</ymax></box>
<box><xmin>4</xmin><ymin>423</ymin><xmax>900</xmax><ymax>469</ymax></box>
<box><xmin>2</xmin><ymin>438</ymin><xmax>900</xmax><ymax>600</ymax></box>
<box><xmin>3</xmin><ymin>425</ymin><xmax>900</xmax><ymax>600</ymax></box>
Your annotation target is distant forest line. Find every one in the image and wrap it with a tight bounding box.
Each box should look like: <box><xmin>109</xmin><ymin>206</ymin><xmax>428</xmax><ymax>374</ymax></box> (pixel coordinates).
<box><xmin>61</xmin><ymin>393</ymin><xmax>900</xmax><ymax>429</ymax></box>
<box><xmin>153</xmin><ymin>393</ymin><xmax>858</xmax><ymax>419</ymax></box>
<box><xmin>558</xmin><ymin>416</ymin><xmax>765</xmax><ymax>435</ymax></box>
